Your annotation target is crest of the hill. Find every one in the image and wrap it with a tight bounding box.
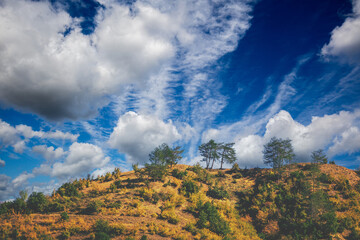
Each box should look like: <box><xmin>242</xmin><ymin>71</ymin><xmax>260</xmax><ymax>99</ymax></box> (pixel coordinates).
<box><xmin>1</xmin><ymin>163</ymin><xmax>360</xmax><ymax>240</ymax></box>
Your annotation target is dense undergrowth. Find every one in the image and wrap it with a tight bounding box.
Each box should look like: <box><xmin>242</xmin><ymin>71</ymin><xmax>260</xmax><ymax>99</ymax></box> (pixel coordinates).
<box><xmin>1</xmin><ymin>163</ymin><xmax>360</xmax><ymax>239</ymax></box>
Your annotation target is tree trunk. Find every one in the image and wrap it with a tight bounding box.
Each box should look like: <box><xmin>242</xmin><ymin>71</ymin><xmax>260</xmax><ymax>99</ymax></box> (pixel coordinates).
<box><xmin>220</xmin><ymin>151</ymin><xmax>225</xmax><ymax>169</ymax></box>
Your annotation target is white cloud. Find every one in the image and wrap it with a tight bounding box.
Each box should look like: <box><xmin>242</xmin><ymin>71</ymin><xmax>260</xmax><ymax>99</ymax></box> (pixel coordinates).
<box><xmin>109</xmin><ymin>111</ymin><xmax>181</xmax><ymax>164</ymax></box>
<box><xmin>13</xmin><ymin>140</ymin><xmax>26</xmax><ymax>154</ymax></box>
<box><xmin>233</xmin><ymin>135</ymin><xmax>264</xmax><ymax>167</ymax></box>
<box><xmin>0</xmin><ymin>174</ymin><xmax>12</xmax><ymax>201</ymax></box>
<box><xmin>0</xmin><ymin>0</ymin><xmax>174</xmax><ymax>120</ymax></box>
<box><xmin>321</xmin><ymin>0</ymin><xmax>360</xmax><ymax>64</ymax></box>
<box><xmin>0</xmin><ymin>159</ymin><xmax>5</xmax><ymax>167</ymax></box>
<box><xmin>328</xmin><ymin>127</ymin><xmax>360</xmax><ymax>157</ymax></box>
<box><xmin>0</xmin><ymin>0</ymin><xmax>253</xmax><ymax>121</ymax></box>
<box><xmin>0</xmin><ymin>119</ymin><xmax>78</xmax><ymax>153</ymax></box>
<box><xmin>32</xmin><ymin>145</ymin><xmax>65</xmax><ymax>161</ymax></box>
<box><xmin>51</xmin><ymin>142</ymin><xmax>110</xmax><ymax>179</ymax></box>
<box><xmin>12</xmin><ymin>172</ymin><xmax>34</xmax><ymax>189</ymax></box>
<box><xmin>15</xmin><ymin>125</ymin><xmax>43</xmax><ymax>139</ymax></box>
<box><xmin>0</xmin><ymin>120</ymin><xmax>19</xmax><ymax>146</ymax></box>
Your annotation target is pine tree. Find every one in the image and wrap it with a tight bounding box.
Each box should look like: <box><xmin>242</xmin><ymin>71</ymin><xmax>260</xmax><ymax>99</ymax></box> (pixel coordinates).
<box><xmin>263</xmin><ymin>137</ymin><xmax>295</xmax><ymax>168</ymax></box>
<box><xmin>311</xmin><ymin>149</ymin><xmax>328</xmax><ymax>164</ymax></box>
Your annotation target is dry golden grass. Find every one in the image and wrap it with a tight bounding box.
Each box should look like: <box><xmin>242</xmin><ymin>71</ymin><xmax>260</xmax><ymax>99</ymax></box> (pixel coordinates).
<box><xmin>1</xmin><ymin>163</ymin><xmax>360</xmax><ymax>239</ymax></box>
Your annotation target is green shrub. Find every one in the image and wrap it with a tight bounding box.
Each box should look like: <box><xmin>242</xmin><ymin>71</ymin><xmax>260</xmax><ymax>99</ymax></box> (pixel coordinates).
<box><xmin>317</xmin><ymin>173</ymin><xmax>333</xmax><ymax>184</ymax></box>
<box><xmin>140</xmin><ymin>235</ymin><xmax>148</xmax><ymax>240</ymax></box>
<box><xmin>290</xmin><ymin>170</ymin><xmax>305</xmax><ymax>180</ymax></box>
<box><xmin>215</xmin><ymin>171</ymin><xmax>226</xmax><ymax>178</ymax></box>
<box><xmin>163</xmin><ymin>180</ymin><xmax>177</xmax><ymax>187</ymax></box>
<box><xmin>12</xmin><ymin>197</ymin><xmax>27</xmax><ymax>214</ymax></box>
<box><xmin>95</xmin><ymin>232</ymin><xmax>110</xmax><ymax>240</ymax></box>
<box><xmin>196</xmin><ymin>202</ymin><xmax>230</xmax><ymax>236</ymax></box>
<box><xmin>348</xmin><ymin>228</ymin><xmax>360</xmax><ymax>240</ymax></box>
<box><xmin>152</xmin><ymin>192</ymin><xmax>160</xmax><ymax>203</ymax></box>
<box><xmin>188</xmin><ymin>164</ymin><xmax>214</xmax><ymax>184</ymax></box>
<box><xmin>57</xmin><ymin>182</ymin><xmax>80</xmax><ymax>197</ymax></box>
<box><xmin>104</xmin><ymin>172</ymin><xmax>113</xmax><ymax>182</ymax></box>
<box><xmin>85</xmin><ymin>200</ymin><xmax>103</xmax><ymax>214</ymax></box>
<box><xmin>107</xmin><ymin>200</ymin><xmax>122</xmax><ymax>209</ymax></box>
<box><xmin>206</xmin><ymin>185</ymin><xmax>229</xmax><ymax>199</ymax></box>
<box><xmin>232</xmin><ymin>173</ymin><xmax>242</xmax><ymax>179</ymax></box>
<box><xmin>114</xmin><ymin>180</ymin><xmax>122</xmax><ymax>188</ymax></box>
<box><xmin>180</xmin><ymin>180</ymin><xmax>200</xmax><ymax>197</ymax></box>
<box><xmin>184</xmin><ymin>223</ymin><xmax>198</xmax><ymax>235</ymax></box>
<box><xmin>47</xmin><ymin>201</ymin><xmax>64</xmax><ymax>212</ymax></box>
<box><xmin>231</xmin><ymin>163</ymin><xmax>240</xmax><ymax>172</ymax></box>
<box><xmin>171</xmin><ymin>169</ymin><xmax>188</xmax><ymax>179</ymax></box>
<box><xmin>59</xmin><ymin>230</ymin><xmax>71</xmax><ymax>240</ymax></box>
<box><xmin>112</xmin><ymin>167</ymin><xmax>121</xmax><ymax>179</ymax></box>
<box><xmin>188</xmin><ymin>163</ymin><xmax>203</xmax><ymax>174</ymax></box>
<box><xmin>0</xmin><ymin>201</ymin><xmax>12</xmax><ymax>215</ymax></box>
<box><xmin>60</xmin><ymin>211</ymin><xmax>69</xmax><ymax>221</ymax></box>
<box><xmin>94</xmin><ymin>219</ymin><xmax>111</xmax><ymax>234</ymax></box>
<box><xmin>27</xmin><ymin>192</ymin><xmax>49</xmax><ymax>213</ymax></box>
<box><xmin>334</xmin><ymin>179</ymin><xmax>351</xmax><ymax>192</ymax></box>
<box><xmin>124</xmin><ymin>237</ymin><xmax>135</xmax><ymax>240</ymax></box>
<box><xmin>39</xmin><ymin>234</ymin><xmax>54</xmax><ymax>240</ymax></box>
<box><xmin>145</xmin><ymin>164</ymin><xmax>168</xmax><ymax>182</ymax></box>
<box><xmin>109</xmin><ymin>183</ymin><xmax>117</xmax><ymax>192</ymax></box>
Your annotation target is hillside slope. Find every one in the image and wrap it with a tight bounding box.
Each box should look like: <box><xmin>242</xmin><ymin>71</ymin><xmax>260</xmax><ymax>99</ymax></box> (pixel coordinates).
<box><xmin>1</xmin><ymin>163</ymin><xmax>360</xmax><ymax>240</ymax></box>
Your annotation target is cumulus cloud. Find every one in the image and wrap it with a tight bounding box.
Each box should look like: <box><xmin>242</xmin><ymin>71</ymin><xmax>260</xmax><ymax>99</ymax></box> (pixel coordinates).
<box><xmin>328</xmin><ymin>127</ymin><xmax>360</xmax><ymax>157</ymax></box>
<box><xmin>0</xmin><ymin>120</ymin><xmax>19</xmax><ymax>146</ymax></box>
<box><xmin>12</xmin><ymin>140</ymin><xmax>26</xmax><ymax>154</ymax></box>
<box><xmin>51</xmin><ymin>142</ymin><xmax>109</xmax><ymax>179</ymax></box>
<box><xmin>0</xmin><ymin>159</ymin><xmax>5</xmax><ymax>167</ymax></box>
<box><xmin>32</xmin><ymin>145</ymin><xmax>65</xmax><ymax>161</ymax></box>
<box><xmin>321</xmin><ymin>0</ymin><xmax>360</xmax><ymax>64</ymax></box>
<box><xmin>204</xmin><ymin>109</ymin><xmax>360</xmax><ymax>167</ymax></box>
<box><xmin>109</xmin><ymin>111</ymin><xmax>181</xmax><ymax>164</ymax></box>
<box><xmin>0</xmin><ymin>0</ymin><xmax>253</xmax><ymax>121</ymax></box>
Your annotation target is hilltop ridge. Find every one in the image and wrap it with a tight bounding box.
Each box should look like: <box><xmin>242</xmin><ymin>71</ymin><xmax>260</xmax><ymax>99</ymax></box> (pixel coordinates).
<box><xmin>1</xmin><ymin>163</ymin><xmax>360</xmax><ymax>240</ymax></box>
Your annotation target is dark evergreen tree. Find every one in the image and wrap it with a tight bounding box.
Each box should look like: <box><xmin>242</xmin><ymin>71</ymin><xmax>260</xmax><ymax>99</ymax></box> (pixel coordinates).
<box><xmin>27</xmin><ymin>192</ymin><xmax>48</xmax><ymax>213</ymax></box>
<box><xmin>263</xmin><ymin>137</ymin><xmax>295</xmax><ymax>168</ymax></box>
<box><xmin>311</xmin><ymin>149</ymin><xmax>328</xmax><ymax>164</ymax></box>
<box><xmin>145</xmin><ymin>143</ymin><xmax>183</xmax><ymax>181</ymax></box>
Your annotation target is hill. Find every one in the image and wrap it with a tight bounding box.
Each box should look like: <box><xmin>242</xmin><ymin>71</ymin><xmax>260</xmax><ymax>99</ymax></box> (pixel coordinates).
<box><xmin>1</xmin><ymin>163</ymin><xmax>360</xmax><ymax>240</ymax></box>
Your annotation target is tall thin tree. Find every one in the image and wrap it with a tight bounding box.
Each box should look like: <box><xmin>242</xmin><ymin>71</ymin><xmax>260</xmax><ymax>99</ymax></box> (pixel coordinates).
<box><xmin>219</xmin><ymin>143</ymin><xmax>236</xmax><ymax>169</ymax></box>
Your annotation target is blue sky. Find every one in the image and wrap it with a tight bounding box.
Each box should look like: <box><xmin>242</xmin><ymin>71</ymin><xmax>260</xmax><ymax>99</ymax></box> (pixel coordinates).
<box><xmin>0</xmin><ymin>0</ymin><xmax>360</xmax><ymax>201</ymax></box>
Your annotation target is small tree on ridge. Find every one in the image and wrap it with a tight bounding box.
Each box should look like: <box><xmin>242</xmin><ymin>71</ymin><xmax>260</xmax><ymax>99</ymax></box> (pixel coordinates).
<box><xmin>263</xmin><ymin>137</ymin><xmax>295</xmax><ymax>168</ymax></box>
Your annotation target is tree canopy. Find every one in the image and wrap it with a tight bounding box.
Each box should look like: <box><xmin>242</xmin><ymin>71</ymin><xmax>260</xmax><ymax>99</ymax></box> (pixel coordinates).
<box><xmin>199</xmin><ymin>140</ymin><xmax>236</xmax><ymax>169</ymax></box>
<box><xmin>145</xmin><ymin>143</ymin><xmax>183</xmax><ymax>181</ymax></box>
<box><xmin>311</xmin><ymin>149</ymin><xmax>328</xmax><ymax>164</ymax></box>
<box><xmin>218</xmin><ymin>142</ymin><xmax>236</xmax><ymax>169</ymax></box>
<box><xmin>199</xmin><ymin>140</ymin><xmax>219</xmax><ymax>169</ymax></box>
<box><xmin>263</xmin><ymin>137</ymin><xmax>295</xmax><ymax>168</ymax></box>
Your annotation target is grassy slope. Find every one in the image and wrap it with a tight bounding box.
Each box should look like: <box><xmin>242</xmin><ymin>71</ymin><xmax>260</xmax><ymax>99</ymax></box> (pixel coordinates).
<box><xmin>1</xmin><ymin>163</ymin><xmax>360</xmax><ymax>240</ymax></box>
